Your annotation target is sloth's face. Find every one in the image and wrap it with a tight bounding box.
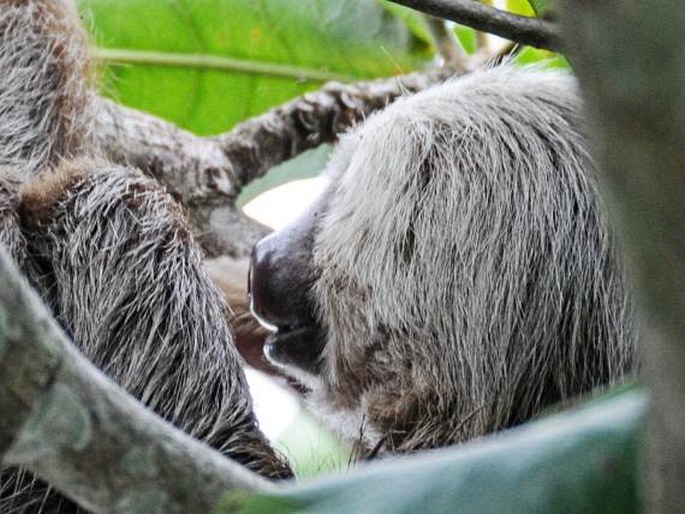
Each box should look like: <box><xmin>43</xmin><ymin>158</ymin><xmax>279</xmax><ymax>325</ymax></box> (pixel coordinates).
<box><xmin>248</xmin><ymin>102</ymin><xmax>477</xmax><ymax>451</ymax></box>
<box><xmin>248</xmin><ymin>67</ymin><xmax>632</xmax><ymax>452</ymax></box>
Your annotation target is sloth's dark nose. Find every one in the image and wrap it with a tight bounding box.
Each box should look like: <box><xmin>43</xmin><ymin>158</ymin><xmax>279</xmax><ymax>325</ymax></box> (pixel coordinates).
<box><xmin>249</xmin><ymin>229</ymin><xmax>317</xmax><ymax>330</ymax></box>
<box><xmin>248</xmin><ymin>197</ymin><xmax>325</xmax><ymax>331</ymax></box>
<box><xmin>248</xmin><ymin>199</ymin><xmax>326</xmax><ymax>375</ymax></box>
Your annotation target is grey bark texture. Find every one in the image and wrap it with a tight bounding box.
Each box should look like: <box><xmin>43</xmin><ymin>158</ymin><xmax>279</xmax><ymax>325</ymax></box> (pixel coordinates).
<box><xmin>95</xmin><ymin>69</ymin><xmax>454</xmax><ymax>257</ymax></box>
<box><xmin>559</xmin><ymin>1</ymin><xmax>685</xmax><ymax>512</ymax></box>
<box><xmin>0</xmin><ymin>245</ymin><xmax>273</xmax><ymax>514</ymax></box>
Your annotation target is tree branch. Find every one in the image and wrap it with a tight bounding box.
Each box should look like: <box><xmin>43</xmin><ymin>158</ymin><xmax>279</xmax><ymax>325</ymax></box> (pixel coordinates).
<box><xmin>559</xmin><ymin>1</ymin><xmax>685</xmax><ymax>511</ymax></box>
<box><xmin>95</xmin><ymin>67</ymin><xmax>454</xmax><ymax>257</ymax></box>
<box><xmin>387</xmin><ymin>0</ymin><xmax>562</xmax><ymax>51</ymax></box>
<box><xmin>213</xmin><ymin>67</ymin><xmax>454</xmax><ymax>191</ymax></box>
<box><xmin>0</xmin><ymin>246</ymin><xmax>273</xmax><ymax>513</ymax></box>
<box><xmin>424</xmin><ymin>16</ymin><xmax>470</xmax><ymax>71</ymax></box>
<box><xmin>95</xmin><ymin>98</ymin><xmax>239</xmax><ymax>205</ymax></box>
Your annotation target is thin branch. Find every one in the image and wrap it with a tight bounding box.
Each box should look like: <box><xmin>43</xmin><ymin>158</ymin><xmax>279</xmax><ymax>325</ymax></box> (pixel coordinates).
<box><xmin>213</xmin><ymin>67</ymin><xmax>454</xmax><ymax>190</ymax></box>
<box><xmin>0</xmin><ymin>246</ymin><xmax>273</xmax><ymax>513</ymax></box>
<box><xmin>95</xmin><ymin>67</ymin><xmax>454</xmax><ymax>257</ymax></box>
<box><xmin>95</xmin><ymin>99</ymin><xmax>238</xmax><ymax>205</ymax></box>
<box><xmin>475</xmin><ymin>26</ymin><xmax>490</xmax><ymax>54</ymax></box>
<box><xmin>95</xmin><ymin>47</ymin><xmax>355</xmax><ymax>83</ymax></box>
<box><xmin>474</xmin><ymin>0</ymin><xmax>492</xmax><ymax>52</ymax></box>
<box><xmin>387</xmin><ymin>0</ymin><xmax>562</xmax><ymax>52</ymax></box>
<box><xmin>424</xmin><ymin>16</ymin><xmax>470</xmax><ymax>71</ymax></box>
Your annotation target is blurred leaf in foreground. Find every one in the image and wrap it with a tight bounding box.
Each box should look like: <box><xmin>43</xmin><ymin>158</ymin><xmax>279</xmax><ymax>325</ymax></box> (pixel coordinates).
<box><xmin>221</xmin><ymin>388</ymin><xmax>645</xmax><ymax>514</ymax></box>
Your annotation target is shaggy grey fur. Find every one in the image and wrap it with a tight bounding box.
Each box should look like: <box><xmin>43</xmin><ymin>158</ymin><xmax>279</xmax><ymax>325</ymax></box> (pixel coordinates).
<box><xmin>0</xmin><ymin>0</ymin><xmax>94</xmax><ymax>176</ymax></box>
<box><xmin>278</xmin><ymin>66</ymin><xmax>636</xmax><ymax>453</ymax></box>
<box><xmin>0</xmin><ymin>2</ymin><xmax>290</xmax><ymax>512</ymax></box>
<box><xmin>0</xmin><ymin>170</ymin><xmax>25</xmax><ymax>268</ymax></box>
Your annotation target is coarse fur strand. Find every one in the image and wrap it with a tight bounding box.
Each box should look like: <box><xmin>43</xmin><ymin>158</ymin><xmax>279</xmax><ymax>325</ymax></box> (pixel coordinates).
<box><xmin>0</xmin><ymin>1</ymin><xmax>291</xmax><ymax>512</ymax></box>
<box><xmin>300</xmin><ymin>66</ymin><xmax>636</xmax><ymax>453</ymax></box>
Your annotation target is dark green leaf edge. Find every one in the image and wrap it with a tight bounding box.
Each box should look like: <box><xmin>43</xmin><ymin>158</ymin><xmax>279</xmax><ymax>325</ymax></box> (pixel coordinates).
<box><xmin>222</xmin><ymin>389</ymin><xmax>646</xmax><ymax>514</ymax></box>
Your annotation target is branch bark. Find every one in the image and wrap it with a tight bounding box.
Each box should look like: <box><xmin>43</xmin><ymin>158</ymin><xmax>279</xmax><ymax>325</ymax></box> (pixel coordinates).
<box><xmin>95</xmin><ymin>68</ymin><xmax>454</xmax><ymax>257</ymax></box>
<box><xmin>559</xmin><ymin>1</ymin><xmax>685</xmax><ymax>512</ymax></box>
<box><xmin>0</xmin><ymin>246</ymin><xmax>273</xmax><ymax>513</ymax></box>
<box><xmin>387</xmin><ymin>0</ymin><xmax>562</xmax><ymax>51</ymax></box>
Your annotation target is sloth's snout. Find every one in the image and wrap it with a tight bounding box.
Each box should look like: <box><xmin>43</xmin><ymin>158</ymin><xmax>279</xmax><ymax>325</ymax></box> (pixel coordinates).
<box><xmin>249</xmin><ymin>231</ymin><xmax>315</xmax><ymax>331</ymax></box>
<box><xmin>248</xmin><ymin>204</ymin><xmax>325</xmax><ymax>376</ymax></box>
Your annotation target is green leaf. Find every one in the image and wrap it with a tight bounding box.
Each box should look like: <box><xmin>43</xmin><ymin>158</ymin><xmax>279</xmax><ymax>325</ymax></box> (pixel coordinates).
<box><xmin>507</xmin><ymin>0</ymin><xmax>535</xmax><ymax>16</ymax></box>
<box><xmin>527</xmin><ymin>0</ymin><xmax>555</xmax><ymax>16</ymax></box>
<box><xmin>274</xmin><ymin>408</ymin><xmax>353</xmax><ymax>479</ymax></box>
<box><xmin>223</xmin><ymin>389</ymin><xmax>645</xmax><ymax>514</ymax></box>
<box><xmin>379</xmin><ymin>1</ymin><xmax>433</xmax><ymax>45</ymax></box>
<box><xmin>513</xmin><ymin>46</ymin><xmax>570</xmax><ymax>68</ymax></box>
<box><xmin>454</xmin><ymin>25</ymin><xmax>477</xmax><ymax>54</ymax></box>
<box><xmin>77</xmin><ymin>0</ymin><xmax>432</xmax><ymax>135</ymax></box>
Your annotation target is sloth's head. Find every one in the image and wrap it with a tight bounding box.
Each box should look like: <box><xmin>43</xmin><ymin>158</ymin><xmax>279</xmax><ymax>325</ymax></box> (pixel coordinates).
<box><xmin>248</xmin><ymin>66</ymin><xmax>635</xmax><ymax>454</ymax></box>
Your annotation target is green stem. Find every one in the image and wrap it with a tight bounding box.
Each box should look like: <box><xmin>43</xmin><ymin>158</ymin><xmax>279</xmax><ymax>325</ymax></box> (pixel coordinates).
<box><xmin>94</xmin><ymin>47</ymin><xmax>356</xmax><ymax>83</ymax></box>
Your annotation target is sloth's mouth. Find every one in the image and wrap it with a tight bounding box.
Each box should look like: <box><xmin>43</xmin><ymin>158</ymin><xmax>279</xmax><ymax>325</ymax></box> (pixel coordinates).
<box><xmin>247</xmin><ymin>287</ymin><xmax>325</xmax><ymax>378</ymax></box>
<box><xmin>264</xmin><ymin>324</ymin><xmax>325</xmax><ymax>376</ymax></box>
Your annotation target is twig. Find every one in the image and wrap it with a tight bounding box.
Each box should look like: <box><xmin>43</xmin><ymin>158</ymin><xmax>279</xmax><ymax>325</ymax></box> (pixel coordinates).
<box><xmin>94</xmin><ymin>47</ymin><xmax>355</xmax><ymax>83</ymax></box>
<box><xmin>387</xmin><ymin>0</ymin><xmax>562</xmax><ymax>51</ymax></box>
<box><xmin>213</xmin><ymin>67</ymin><xmax>454</xmax><ymax>190</ymax></box>
<box><xmin>474</xmin><ymin>0</ymin><xmax>492</xmax><ymax>53</ymax></box>
<box><xmin>424</xmin><ymin>15</ymin><xmax>470</xmax><ymax>71</ymax></box>
<box><xmin>0</xmin><ymin>246</ymin><xmax>273</xmax><ymax>513</ymax></box>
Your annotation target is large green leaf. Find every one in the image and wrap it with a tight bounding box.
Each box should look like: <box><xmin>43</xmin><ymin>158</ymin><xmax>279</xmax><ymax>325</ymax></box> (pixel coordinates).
<box><xmin>220</xmin><ymin>389</ymin><xmax>645</xmax><ymax>514</ymax></box>
<box><xmin>77</xmin><ymin>0</ymin><xmax>431</xmax><ymax>135</ymax></box>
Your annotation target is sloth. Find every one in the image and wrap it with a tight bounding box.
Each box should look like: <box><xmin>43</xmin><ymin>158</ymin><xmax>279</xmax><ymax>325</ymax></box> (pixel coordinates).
<box><xmin>0</xmin><ymin>0</ymin><xmax>637</xmax><ymax>512</ymax></box>
<box><xmin>0</xmin><ymin>2</ymin><xmax>290</xmax><ymax>512</ymax></box>
<box><xmin>248</xmin><ymin>66</ymin><xmax>637</xmax><ymax>454</ymax></box>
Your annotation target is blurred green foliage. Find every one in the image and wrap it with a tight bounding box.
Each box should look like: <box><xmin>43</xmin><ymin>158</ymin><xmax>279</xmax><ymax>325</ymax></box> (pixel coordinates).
<box><xmin>527</xmin><ymin>0</ymin><xmax>555</xmax><ymax>16</ymax></box>
<box><xmin>275</xmin><ymin>410</ymin><xmax>353</xmax><ymax>479</ymax></box>
<box><xmin>222</xmin><ymin>389</ymin><xmax>645</xmax><ymax>514</ymax></box>
<box><xmin>77</xmin><ymin>0</ymin><xmax>568</xmax><ymax>201</ymax></box>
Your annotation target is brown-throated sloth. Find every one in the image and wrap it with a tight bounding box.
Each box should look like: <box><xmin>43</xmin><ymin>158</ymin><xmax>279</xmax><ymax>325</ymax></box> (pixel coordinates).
<box><xmin>0</xmin><ymin>1</ymin><xmax>290</xmax><ymax>512</ymax></box>
<box><xmin>0</xmin><ymin>0</ymin><xmax>636</xmax><ymax>512</ymax></box>
<box><xmin>249</xmin><ymin>65</ymin><xmax>637</xmax><ymax>454</ymax></box>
